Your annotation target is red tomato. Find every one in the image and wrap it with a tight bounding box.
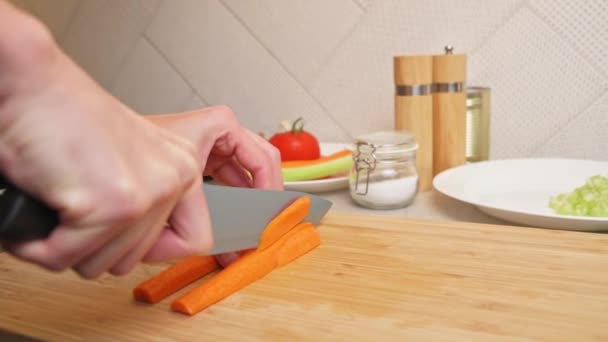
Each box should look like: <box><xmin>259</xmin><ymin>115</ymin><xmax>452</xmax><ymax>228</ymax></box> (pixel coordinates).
<box><xmin>269</xmin><ymin>118</ymin><xmax>320</xmax><ymax>161</ymax></box>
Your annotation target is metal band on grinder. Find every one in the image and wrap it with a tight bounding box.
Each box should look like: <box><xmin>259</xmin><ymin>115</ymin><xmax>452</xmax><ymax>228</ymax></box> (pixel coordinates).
<box><xmin>433</xmin><ymin>82</ymin><xmax>465</xmax><ymax>93</ymax></box>
<box><xmin>396</xmin><ymin>84</ymin><xmax>432</xmax><ymax>96</ymax></box>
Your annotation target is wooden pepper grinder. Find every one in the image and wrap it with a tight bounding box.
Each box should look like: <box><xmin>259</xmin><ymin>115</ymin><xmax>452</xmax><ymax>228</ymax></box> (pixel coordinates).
<box><xmin>432</xmin><ymin>46</ymin><xmax>467</xmax><ymax>176</ymax></box>
<box><xmin>393</xmin><ymin>55</ymin><xmax>433</xmax><ymax>192</ymax></box>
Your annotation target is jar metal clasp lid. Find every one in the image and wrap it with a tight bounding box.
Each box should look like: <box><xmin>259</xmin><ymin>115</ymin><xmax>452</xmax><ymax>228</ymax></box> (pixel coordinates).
<box><xmin>353</xmin><ymin>142</ymin><xmax>377</xmax><ymax>195</ymax></box>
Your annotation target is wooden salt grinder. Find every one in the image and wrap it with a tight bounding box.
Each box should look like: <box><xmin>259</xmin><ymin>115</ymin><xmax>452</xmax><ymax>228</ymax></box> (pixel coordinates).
<box><xmin>394</xmin><ymin>56</ymin><xmax>433</xmax><ymax>192</ymax></box>
<box><xmin>432</xmin><ymin>46</ymin><xmax>467</xmax><ymax>176</ymax></box>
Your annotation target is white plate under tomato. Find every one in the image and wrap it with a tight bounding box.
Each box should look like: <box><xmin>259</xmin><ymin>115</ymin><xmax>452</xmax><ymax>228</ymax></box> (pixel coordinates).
<box><xmin>283</xmin><ymin>142</ymin><xmax>353</xmax><ymax>193</ymax></box>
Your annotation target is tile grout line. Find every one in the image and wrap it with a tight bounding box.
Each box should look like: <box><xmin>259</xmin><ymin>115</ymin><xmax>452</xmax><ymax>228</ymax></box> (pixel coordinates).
<box><xmin>527</xmin><ymin>89</ymin><xmax>608</xmax><ymax>157</ymax></box>
<box><xmin>306</xmin><ymin>1</ymin><xmax>366</xmax><ymax>86</ymax></box>
<box><xmin>351</xmin><ymin>0</ymin><xmax>365</xmax><ymax>11</ymax></box>
<box><xmin>523</xmin><ymin>3</ymin><xmax>608</xmax><ymax>156</ymax></box>
<box><xmin>138</xmin><ymin>0</ymin><xmax>209</xmax><ymax>108</ymax></box>
<box><xmin>107</xmin><ymin>36</ymin><xmax>141</xmax><ymax>92</ymax></box>
<box><xmin>55</xmin><ymin>0</ymin><xmax>85</xmax><ymax>46</ymax></box>
<box><xmin>141</xmin><ymin>36</ymin><xmax>205</xmax><ymax>105</ymax></box>
<box><xmin>527</xmin><ymin>4</ymin><xmax>608</xmax><ymax>80</ymax></box>
<box><xmin>108</xmin><ymin>0</ymin><xmax>164</xmax><ymax>92</ymax></box>
<box><xmin>464</xmin><ymin>1</ymin><xmax>608</xmax><ymax>157</ymax></box>
<box><xmin>141</xmin><ymin>34</ymin><xmax>210</xmax><ymax>107</ymax></box>
<box><xmin>218</xmin><ymin>0</ymin><xmax>353</xmax><ymax>141</ymax></box>
<box><xmin>179</xmin><ymin>93</ymin><xmax>207</xmax><ymax>112</ymax></box>
<box><xmin>468</xmin><ymin>0</ymin><xmax>528</xmax><ymax>56</ymax></box>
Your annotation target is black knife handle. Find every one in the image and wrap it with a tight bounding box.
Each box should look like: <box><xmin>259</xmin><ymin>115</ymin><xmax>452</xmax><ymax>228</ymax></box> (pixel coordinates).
<box><xmin>0</xmin><ymin>176</ymin><xmax>59</xmax><ymax>240</ymax></box>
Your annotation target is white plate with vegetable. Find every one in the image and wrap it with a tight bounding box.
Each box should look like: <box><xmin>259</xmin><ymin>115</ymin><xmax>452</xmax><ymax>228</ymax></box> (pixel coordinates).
<box><xmin>282</xmin><ymin>142</ymin><xmax>353</xmax><ymax>193</ymax></box>
<box><xmin>433</xmin><ymin>158</ymin><xmax>608</xmax><ymax>231</ymax></box>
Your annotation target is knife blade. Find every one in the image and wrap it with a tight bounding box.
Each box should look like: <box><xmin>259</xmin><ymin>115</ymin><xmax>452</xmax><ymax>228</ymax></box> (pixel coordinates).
<box><xmin>204</xmin><ymin>183</ymin><xmax>332</xmax><ymax>254</ymax></box>
<box><xmin>0</xmin><ymin>178</ymin><xmax>332</xmax><ymax>255</ymax></box>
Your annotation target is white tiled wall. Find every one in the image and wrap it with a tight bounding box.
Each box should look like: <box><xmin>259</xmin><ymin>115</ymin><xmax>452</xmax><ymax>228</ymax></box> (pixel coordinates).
<box><xmin>112</xmin><ymin>37</ymin><xmax>193</xmax><ymax>114</ymax></box>
<box><xmin>10</xmin><ymin>0</ymin><xmax>608</xmax><ymax>160</ymax></box>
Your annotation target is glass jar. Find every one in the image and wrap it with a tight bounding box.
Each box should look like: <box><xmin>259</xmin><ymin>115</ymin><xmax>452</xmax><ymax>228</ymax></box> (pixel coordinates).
<box><xmin>349</xmin><ymin>130</ymin><xmax>419</xmax><ymax>209</ymax></box>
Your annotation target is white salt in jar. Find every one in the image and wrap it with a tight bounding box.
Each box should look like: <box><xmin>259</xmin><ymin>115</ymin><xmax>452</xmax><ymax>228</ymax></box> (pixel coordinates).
<box><xmin>349</xmin><ymin>130</ymin><xmax>419</xmax><ymax>209</ymax></box>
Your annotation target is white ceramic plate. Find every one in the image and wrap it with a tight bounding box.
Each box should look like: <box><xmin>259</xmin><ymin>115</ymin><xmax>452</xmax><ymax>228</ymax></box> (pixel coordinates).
<box><xmin>433</xmin><ymin>158</ymin><xmax>608</xmax><ymax>231</ymax></box>
<box><xmin>283</xmin><ymin>142</ymin><xmax>352</xmax><ymax>193</ymax></box>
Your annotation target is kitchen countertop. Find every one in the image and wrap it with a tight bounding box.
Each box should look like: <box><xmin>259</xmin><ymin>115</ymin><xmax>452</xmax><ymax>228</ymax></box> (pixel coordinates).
<box><xmin>316</xmin><ymin>188</ymin><xmax>509</xmax><ymax>226</ymax></box>
<box><xmin>3</xmin><ymin>208</ymin><xmax>608</xmax><ymax>340</ymax></box>
<box><xmin>4</xmin><ymin>183</ymin><xmax>608</xmax><ymax>340</ymax></box>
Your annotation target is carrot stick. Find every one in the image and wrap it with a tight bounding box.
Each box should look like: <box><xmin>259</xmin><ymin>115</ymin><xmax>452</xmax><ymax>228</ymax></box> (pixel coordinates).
<box><xmin>133</xmin><ymin>256</ymin><xmax>219</xmax><ymax>304</ymax></box>
<box><xmin>239</xmin><ymin>248</ymin><xmax>256</xmax><ymax>257</ymax></box>
<box><xmin>281</xmin><ymin>149</ymin><xmax>352</xmax><ymax>168</ymax></box>
<box><xmin>258</xmin><ymin>196</ymin><xmax>310</xmax><ymax>251</ymax></box>
<box><xmin>276</xmin><ymin>224</ymin><xmax>321</xmax><ymax>267</ymax></box>
<box><xmin>171</xmin><ymin>222</ymin><xmax>320</xmax><ymax>316</ymax></box>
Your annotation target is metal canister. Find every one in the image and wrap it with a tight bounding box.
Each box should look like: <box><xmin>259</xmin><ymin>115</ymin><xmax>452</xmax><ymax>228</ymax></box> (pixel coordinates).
<box><xmin>465</xmin><ymin>87</ymin><xmax>491</xmax><ymax>162</ymax></box>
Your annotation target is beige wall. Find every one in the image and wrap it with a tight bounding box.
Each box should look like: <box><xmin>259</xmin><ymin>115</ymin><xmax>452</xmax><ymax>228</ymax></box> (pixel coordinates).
<box><xmin>10</xmin><ymin>0</ymin><xmax>608</xmax><ymax>161</ymax></box>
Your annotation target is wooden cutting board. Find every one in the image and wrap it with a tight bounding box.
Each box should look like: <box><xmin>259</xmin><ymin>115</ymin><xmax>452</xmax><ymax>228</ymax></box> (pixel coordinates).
<box><xmin>1</xmin><ymin>211</ymin><xmax>608</xmax><ymax>341</ymax></box>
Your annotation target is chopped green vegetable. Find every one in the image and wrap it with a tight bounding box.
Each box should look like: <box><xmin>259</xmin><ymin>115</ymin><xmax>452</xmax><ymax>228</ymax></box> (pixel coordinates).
<box><xmin>282</xmin><ymin>154</ymin><xmax>353</xmax><ymax>182</ymax></box>
<box><xmin>549</xmin><ymin>175</ymin><xmax>608</xmax><ymax>217</ymax></box>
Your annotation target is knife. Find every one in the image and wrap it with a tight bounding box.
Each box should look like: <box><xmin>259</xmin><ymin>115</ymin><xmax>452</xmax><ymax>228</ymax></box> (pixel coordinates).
<box><xmin>0</xmin><ymin>178</ymin><xmax>332</xmax><ymax>255</ymax></box>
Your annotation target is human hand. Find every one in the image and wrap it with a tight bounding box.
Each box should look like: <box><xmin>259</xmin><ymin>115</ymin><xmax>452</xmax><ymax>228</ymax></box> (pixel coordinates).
<box><xmin>0</xmin><ymin>2</ymin><xmax>283</xmax><ymax>277</ymax></box>
<box><xmin>144</xmin><ymin>107</ymin><xmax>284</xmax><ymax>266</ymax></box>
<box><xmin>0</xmin><ymin>5</ymin><xmax>208</xmax><ymax>278</ymax></box>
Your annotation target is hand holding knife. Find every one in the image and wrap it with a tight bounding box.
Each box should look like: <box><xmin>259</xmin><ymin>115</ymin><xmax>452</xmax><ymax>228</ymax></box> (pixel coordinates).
<box><xmin>0</xmin><ymin>176</ymin><xmax>58</xmax><ymax>240</ymax></box>
<box><xmin>0</xmin><ymin>177</ymin><xmax>331</xmax><ymax>255</ymax></box>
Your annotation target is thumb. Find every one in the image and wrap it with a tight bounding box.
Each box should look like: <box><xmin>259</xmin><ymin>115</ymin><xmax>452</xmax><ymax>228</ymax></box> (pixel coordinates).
<box><xmin>143</xmin><ymin>182</ymin><xmax>213</xmax><ymax>262</ymax></box>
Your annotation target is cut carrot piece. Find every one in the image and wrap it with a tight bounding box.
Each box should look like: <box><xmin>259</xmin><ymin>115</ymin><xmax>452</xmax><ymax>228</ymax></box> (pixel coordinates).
<box><xmin>258</xmin><ymin>196</ymin><xmax>310</xmax><ymax>251</ymax></box>
<box><xmin>276</xmin><ymin>224</ymin><xmax>321</xmax><ymax>267</ymax></box>
<box><xmin>239</xmin><ymin>248</ymin><xmax>256</xmax><ymax>257</ymax></box>
<box><xmin>133</xmin><ymin>256</ymin><xmax>219</xmax><ymax>304</ymax></box>
<box><xmin>171</xmin><ymin>222</ymin><xmax>320</xmax><ymax>316</ymax></box>
<box><xmin>281</xmin><ymin>149</ymin><xmax>352</xmax><ymax>168</ymax></box>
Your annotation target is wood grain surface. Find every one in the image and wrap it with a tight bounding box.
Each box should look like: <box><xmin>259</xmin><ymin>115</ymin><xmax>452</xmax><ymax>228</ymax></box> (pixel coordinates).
<box><xmin>394</xmin><ymin>55</ymin><xmax>434</xmax><ymax>191</ymax></box>
<box><xmin>1</xmin><ymin>211</ymin><xmax>608</xmax><ymax>341</ymax></box>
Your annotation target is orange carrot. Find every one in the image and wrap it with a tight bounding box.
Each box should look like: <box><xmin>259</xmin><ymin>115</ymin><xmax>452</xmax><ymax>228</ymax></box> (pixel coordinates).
<box><xmin>281</xmin><ymin>149</ymin><xmax>352</xmax><ymax>168</ymax></box>
<box><xmin>239</xmin><ymin>248</ymin><xmax>256</xmax><ymax>257</ymax></box>
<box><xmin>258</xmin><ymin>196</ymin><xmax>310</xmax><ymax>251</ymax></box>
<box><xmin>133</xmin><ymin>256</ymin><xmax>219</xmax><ymax>304</ymax></box>
<box><xmin>171</xmin><ymin>222</ymin><xmax>320</xmax><ymax>316</ymax></box>
<box><xmin>276</xmin><ymin>224</ymin><xmax>321</xmax><ymax>267</ymax></box>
